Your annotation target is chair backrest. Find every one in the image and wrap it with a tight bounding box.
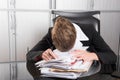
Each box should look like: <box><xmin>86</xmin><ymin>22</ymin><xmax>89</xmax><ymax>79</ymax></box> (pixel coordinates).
<box><xmin>52</xmin><ymin>11</ymin><xmax>100</xmax><ymax>34</ymax></box>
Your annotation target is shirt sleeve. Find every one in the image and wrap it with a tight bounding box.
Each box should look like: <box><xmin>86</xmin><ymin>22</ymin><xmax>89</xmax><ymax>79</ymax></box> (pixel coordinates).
<box><xmin>91</xmin><ymin>28</ymin><xmax>117</xmax><ymax>64</ymax></box>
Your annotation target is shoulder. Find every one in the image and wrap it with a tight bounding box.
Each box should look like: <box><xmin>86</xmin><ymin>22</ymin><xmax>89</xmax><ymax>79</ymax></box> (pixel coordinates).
<box><xmin>77</xmin><ymin>24</ymin><xmax>96</xmax><ymax>33</ymax></box>
<box><xmin>75</xmin><ymin>23</ymin><xmax>98</xmax><ymax>38</ymax></box>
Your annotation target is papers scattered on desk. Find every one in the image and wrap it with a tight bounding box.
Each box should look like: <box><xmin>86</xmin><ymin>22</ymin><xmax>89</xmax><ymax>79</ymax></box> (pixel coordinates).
<box><xmin>35</xmin><ymin>41</ymin><xmax>92</xmax><ymax>79</ymax></box>
<box><xmin>35</xmin><ymin>58</ymin><xmax>93</xmax><ymax>79</ymax></box>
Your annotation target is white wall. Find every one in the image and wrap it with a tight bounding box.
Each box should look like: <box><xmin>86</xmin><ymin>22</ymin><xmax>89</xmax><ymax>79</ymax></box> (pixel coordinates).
<box><xmin>16</xmin><ymin>12</ymin><xmax>49</xmax><ymax>61</ymax></box>
<box><xmin>0</xmin><ymin>0</ymin><xmax>120</xmax><ymax>80</ymax></box>
<box><xmin>0</xmin><ymin>12</ymin><xmax>9</xmax><ymax>62</ymax></box>
<box><xmin>93</xmin><ymin>0</ymin><xmax>120</xmax><ymax>55</ymax></box>
<box><xmin>56</xmin><ymin>0</ymin><xmax>88</xmax><ymax>10</ymax></box>
<box><xmin>100</xmin><ymin>12</ymin><xmax>120</xmax><ymax>54</ymax></box>
<box><xmin>94</xmin><ymin>0</ymin><xmax>120</xmax><ymax>10</ymax></box>
<box><xmin>0</xmin><ymin>0</ymin><xmax>50</xmax><ymax>80</ymax></box>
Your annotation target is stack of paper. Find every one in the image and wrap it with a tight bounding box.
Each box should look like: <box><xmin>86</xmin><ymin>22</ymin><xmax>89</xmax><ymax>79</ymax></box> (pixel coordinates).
<box><xmin>35</xmin><ymin>56</ymin><xmax>93</xmax><ymax>79</ymax></box>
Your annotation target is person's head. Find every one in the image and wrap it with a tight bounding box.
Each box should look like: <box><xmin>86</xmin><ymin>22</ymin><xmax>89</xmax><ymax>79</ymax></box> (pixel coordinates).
<box><xmin>52</xmin><ymin>16</ymin><xmax>76</xmax><ymax>52</ymax></box>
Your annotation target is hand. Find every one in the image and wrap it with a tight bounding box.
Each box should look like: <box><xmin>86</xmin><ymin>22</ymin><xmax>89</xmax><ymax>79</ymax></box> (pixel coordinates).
<box><xmin>71</xmin><ymin>50</ymin><xmax>99</xmax><ymax>63</ymax></box>
<box><xmin>42</xmin><ymin>49</ymin><xmax>58</xmax><ymax>61</ymax></box>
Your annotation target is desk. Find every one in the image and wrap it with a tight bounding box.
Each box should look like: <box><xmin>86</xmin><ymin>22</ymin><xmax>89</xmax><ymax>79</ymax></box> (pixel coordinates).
<box><xmin>78</xmin><ymin>73</ymin><xmax>120</xmax><ymax>80</ymax></box>
<box><xmin>34</xmin><ymin>73</ymin><xmax>120</xmax><ymax>80</ymax></box>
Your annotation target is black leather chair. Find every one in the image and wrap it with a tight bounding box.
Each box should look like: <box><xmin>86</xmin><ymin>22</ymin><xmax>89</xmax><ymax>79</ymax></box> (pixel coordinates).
<box><xmin>26</xmin><ymin>11</ymin><xmax>118</xmax><ymax>80</ymax></box>
<box><xmin>26</xmin><ymin>11</ymin><xmax>101</xmax><ymax>80</ymax></box>
<box><xmin>52</xmin><ymin>10</ymin><xmax>100</xmax><ymax>34</ymax></box>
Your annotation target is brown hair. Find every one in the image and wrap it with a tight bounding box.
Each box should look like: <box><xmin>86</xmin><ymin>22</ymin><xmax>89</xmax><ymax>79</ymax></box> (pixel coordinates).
<box><xmin>52</xmin><ymin>16</ymin><xmax>76</xmax><ymax>52</ymax></box>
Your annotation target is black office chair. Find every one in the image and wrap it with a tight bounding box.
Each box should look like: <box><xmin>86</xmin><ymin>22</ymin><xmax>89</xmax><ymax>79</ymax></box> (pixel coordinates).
<box><xmin>26</xmin><ymin>11</ymin><xmax>101</xmax><ymax>79</ymax></box>
<box><xmin>52</xmin><ymin>10</ymin><xmax>100</xmax><ymax>34</ymax></box>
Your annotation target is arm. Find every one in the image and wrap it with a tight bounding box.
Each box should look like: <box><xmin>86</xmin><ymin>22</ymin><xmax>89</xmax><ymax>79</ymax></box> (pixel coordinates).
<box><xmin>77</xmin><ymin>24</ymin><xmax>117</xmax><ymax>73</ymax></box>
<box><xmin>89</xmin><ymin>27</ymin><xmax>117</xmax><ymax>73</ymax></box>
<box><xmin>91</xmin><ymin>28</ymin><xmax>117</xmax><ymax>64</ymax></box>
<box><xmin>26</xmin><ymin>28</ymin><xmax>54</xmax><ymax>62</ymax></box>
<box><xmin>26</xmin><ymin>28</ymin><xmax>58</xmax><ymax>77</ymax></box>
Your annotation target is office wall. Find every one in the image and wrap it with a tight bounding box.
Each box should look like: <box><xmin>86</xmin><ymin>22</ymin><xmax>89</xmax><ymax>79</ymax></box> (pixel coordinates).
<box><xmin>94</xmin><ymin>0</ymin><xmax>120</xmax><ymax>55</ymax></box>
<box><xmin>56</xmin><ymin>0</ymin><xmax>89</xmax><ymax>10</ymax></box>
<box><xmin>100</xmin><ymin>12</ymin><xmax>120</xmax><ymax>54</ymax></box>
<box><xmin>0</xmin><ymin>0</ymin><xmax>50</xmax><ymax>80</ymax></box>
<box><xmin>0</xmin><ymin>0</ymin><xmax>120</xmax><ymax>80</ymax></box>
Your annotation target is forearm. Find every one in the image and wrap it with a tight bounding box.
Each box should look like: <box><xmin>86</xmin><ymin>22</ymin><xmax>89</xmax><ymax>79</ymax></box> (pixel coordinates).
<box><xmin>96</xmin><ymin>51</ymin><xmax>117</xmax><ymax>64</ymax></box>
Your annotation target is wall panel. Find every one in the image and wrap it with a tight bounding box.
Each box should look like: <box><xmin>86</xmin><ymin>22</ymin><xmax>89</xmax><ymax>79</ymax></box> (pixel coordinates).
<box><xmin>100</xmin><ymin>12</ymin><xmax>120</xmax><ymax>55</ymax></box>
<box><xmin>94</xmin><ymin>0</ymin><xmax>120</xmax><ymax>10</ymax></box>
<box><xmin>0</xmin><ymin>11</ymin><xmax>9</xmax><ymax>62</ymax></box>
<box><xmin>16</xmin><ymin>0</ymin><xmax>50</xmax><ymax>9</ymax></box>
<box><xmin>17</xmin><ymin>62</ymin><xmax>33</xmax><ymax>80</ymax></box>
<box><xmin>0</xmin><ymin>64</ymin><xmax>10</xmax><ymax>80</ymax></box>
<box><xmin>56</xmin><ymin>0</ymin><xmax>89</xmax><ymax>10</ymax></box>
<box><xmin>0</xmin><ymin>0</ymin><xmax>7</xmax><ymax>9</ymax></box>
<box><xmin>16</xmin><ymin>12</ymin><xmax>49</xmax><ymax>61</ymax></box>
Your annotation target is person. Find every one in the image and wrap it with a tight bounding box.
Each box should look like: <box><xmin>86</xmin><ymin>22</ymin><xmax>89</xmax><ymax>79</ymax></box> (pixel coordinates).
<box><xmin>26</xmin><ymin>16</ymin><xmax>117</xmax><ymax>80</ymax></box>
